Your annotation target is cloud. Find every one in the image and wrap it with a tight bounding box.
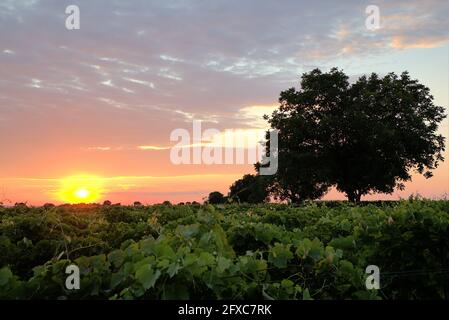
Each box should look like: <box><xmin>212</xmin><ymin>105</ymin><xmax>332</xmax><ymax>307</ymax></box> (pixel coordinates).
<box><xmin>379</xmin><ymin>1</ymin><xmax>449</xmax><ymax>49</ymax></box>
<box><xmin>238</xmin><ymin>105</ymin><xmax>278</xmax><ymax>128</ymax></box>
<box><xmin>122</xmin><ymin>87</ymin><xmax>134</xmax><ymax>93</ymax></box>
<box><xmin>123</xmin><ymin>77</ymin><xmax>155</xmax><ymax>88</ymax></box>
<box><xmin>391</xmin><ymin>36</ymin><xmax>449</xmax><ymax>49</ymax></box>
<box><xmin>30</xmin><ymin>78</ymin><xmax>41</xmax><ymax>88</ymax></box>
<box><xmin>101</xmin><ymin>79</ymin><xmax>115</xmax><ymax>87</ymax></box>
<box><xmin>1</xmin><ymin>0</ymin><xmax>446</xmax><ymax>124</ymax></box>
<box><xmin>86</xmin><ymin>146</ymin><xmax>112</xmax><ymax>151</ymax></box>
<box><xmin>158</xmin><ymin>68</ymin><xmax>183</xmax><ymax>81</ymax></box>
<box><xmin>0</xmin><ymin>0</ymin><xmax>39</xmax><ymax>17</ymax></box>
<box><xmin>138</xmin><ymin>145</ymin><xmax>170</xmax><ymax>151</ymax></box>
<box><xmin>160</xmin><ymin>55</ymin><xmax>184</xmax><ymax>63</ymax></box>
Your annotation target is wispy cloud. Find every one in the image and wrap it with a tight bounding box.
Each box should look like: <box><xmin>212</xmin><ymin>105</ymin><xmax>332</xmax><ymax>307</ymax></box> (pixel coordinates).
<box><xmin>86</xmin><ymin>146</ymin><xmax>112</xmax><ymax>151</ymax></box>
<box><xmin>138</xmin><ymin>145</ymin><xmax>170</xmax><ymax>151</ymax></box>
<box><xmin>123</xmin><ymin>77</ymin><xmax>155</xmax><ymax>88</ymax></box>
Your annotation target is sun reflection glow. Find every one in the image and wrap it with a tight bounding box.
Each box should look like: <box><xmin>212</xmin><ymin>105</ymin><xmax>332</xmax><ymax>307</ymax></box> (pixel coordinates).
<box><xmin>58</xmin><ymin>175</ymin><xmax>103</xmax><ymax>203</ymax></box>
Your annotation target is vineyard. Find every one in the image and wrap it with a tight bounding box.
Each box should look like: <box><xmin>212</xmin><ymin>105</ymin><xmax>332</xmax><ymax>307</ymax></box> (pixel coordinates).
<box><xmin>1</xmin><ymin>200</ymin><xmax>449</xmax><ymax>299</ymax></box>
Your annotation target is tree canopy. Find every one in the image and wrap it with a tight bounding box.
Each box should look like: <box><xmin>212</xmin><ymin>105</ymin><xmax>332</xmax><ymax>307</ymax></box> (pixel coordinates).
<box><xmin>207</xmin><ymin>191</ymin><xmax>226</xmax><ymax>204</ymax></box>
<box><xmin>259</xmin><ymin>68</ymin><xmax>446</xmax><ymax>202</ymax></box>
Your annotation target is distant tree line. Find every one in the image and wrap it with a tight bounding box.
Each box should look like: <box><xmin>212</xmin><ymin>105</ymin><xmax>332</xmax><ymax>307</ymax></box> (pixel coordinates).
<box><xmin>206</xmin><ymin>174</ymin><xmax>269</xmax><ymax>204</ymax></box>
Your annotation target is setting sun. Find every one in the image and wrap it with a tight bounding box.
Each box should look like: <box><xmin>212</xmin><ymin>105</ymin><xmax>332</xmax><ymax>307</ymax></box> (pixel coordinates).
<box><xmin>57</xmin><ymin>175</ymin><xmax>104</xmax><ymax>204</ymax></box>
<box><xmin>75</xmin><ymin>188</ymin><xmax>90</xmax><ymax>199</ymax></box>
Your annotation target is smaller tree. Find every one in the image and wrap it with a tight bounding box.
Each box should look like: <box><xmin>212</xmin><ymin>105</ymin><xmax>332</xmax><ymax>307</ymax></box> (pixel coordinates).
<box><xmin>14</xmin><ymin>202</ymin><xmax>27</xmax><ymax>207</ymax></box>
<box><xmin>229</xmin><ymin>174</ymin><xmax>269</xmax><ymax>203</ymax></box>
<box><xmin>43</xmin><ymin>203</ymin><xmax>55</xmax><ymax>209</ymax></box>
<box><xmin>207</xmin><ymin>191</ymin><xmax>226</xmax><ymax>204</ymax></box>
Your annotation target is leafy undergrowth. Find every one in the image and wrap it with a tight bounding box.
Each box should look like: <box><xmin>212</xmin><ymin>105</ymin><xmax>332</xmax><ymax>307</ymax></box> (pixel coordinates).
<box><xmin>1</xmin><ymin>200</ymin><xmax>448</xmax><ymax>299</ymax></box>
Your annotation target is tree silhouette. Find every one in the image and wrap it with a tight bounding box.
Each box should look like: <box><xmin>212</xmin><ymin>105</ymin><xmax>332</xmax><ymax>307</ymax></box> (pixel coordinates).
<box><xmin>228</xmin><ymin>174</ymin><xmax>269</xmax><ymax>203</ymax></box>
<box><xmin>207</xmin><ymin>191</ymin><xmax>226</xmax><ymax>204</ymax></box>
<box><xmin>261</xmin><ymin>68</ymin><xmax>446</xmax><ymax>202</ymax></box>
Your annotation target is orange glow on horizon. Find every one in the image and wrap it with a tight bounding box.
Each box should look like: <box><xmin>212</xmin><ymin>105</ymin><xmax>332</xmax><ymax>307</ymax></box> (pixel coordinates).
<box><xmin>57</xmin><ymin>175</ymin><xmax>104</xmax><ymax>204</ymax></box>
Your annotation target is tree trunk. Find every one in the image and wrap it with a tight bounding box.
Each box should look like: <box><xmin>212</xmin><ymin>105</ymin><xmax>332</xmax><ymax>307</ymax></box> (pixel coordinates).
<box><xmin>347</xmin><ymin>190</ymin><xmax>362</xmax><ymax>203</ymax></box>
<box><xmin>347</xmin><ymin>191</ymin><xmax>355</xmax><ymax>203</ymax></box>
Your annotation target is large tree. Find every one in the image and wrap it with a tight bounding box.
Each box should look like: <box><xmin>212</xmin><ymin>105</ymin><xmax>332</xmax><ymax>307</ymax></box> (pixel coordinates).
<box><xmin>261</xmin><ymin>68</ymin><xmax>446</xmax><ymax>203</ymax></box>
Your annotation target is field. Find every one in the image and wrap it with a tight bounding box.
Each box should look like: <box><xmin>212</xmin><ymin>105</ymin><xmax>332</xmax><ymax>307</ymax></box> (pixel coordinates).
<box><xmin>1</xmin><ymin>200</ymin><xmax>449</xmax><ymax>300</ymax></box>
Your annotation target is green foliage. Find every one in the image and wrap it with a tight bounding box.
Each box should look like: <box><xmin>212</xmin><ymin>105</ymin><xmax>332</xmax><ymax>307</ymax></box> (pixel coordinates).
<box><xmin>0</xmin><ymin>201</ymin><xmax>448</xmax><ymax>299</ymax></box>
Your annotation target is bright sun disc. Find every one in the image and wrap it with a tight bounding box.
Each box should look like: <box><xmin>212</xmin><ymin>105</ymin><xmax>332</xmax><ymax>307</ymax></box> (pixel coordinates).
<box><xmin>58</xmin><ymin>175</ymin><xmax>103</xmax><ymax>204</ymax></box>
<box><xmin>75</xmin><ymin>188</ymin><xmax>90</xmax><ymax>199</ymax></box>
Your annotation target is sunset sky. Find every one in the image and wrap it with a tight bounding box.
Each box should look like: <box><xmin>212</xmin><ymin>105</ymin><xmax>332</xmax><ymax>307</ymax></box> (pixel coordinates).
<box><xmin>0</xmin><ymin>0</ymin><xmax>448</xmax><ymax>205</ymax></box>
